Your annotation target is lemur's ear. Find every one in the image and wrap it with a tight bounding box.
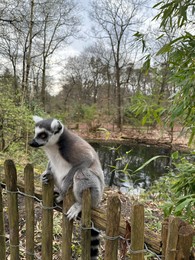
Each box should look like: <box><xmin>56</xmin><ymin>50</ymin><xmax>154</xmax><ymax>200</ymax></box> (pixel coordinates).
<box><xmin>33</xmin><ymin>115</ymin><xmax>43</xmax><ymax>123</ymax></box>
<box><xmin>51</xmin><ymin>119</ymin><xmax>62</xmax><ymax>134</ymax></box>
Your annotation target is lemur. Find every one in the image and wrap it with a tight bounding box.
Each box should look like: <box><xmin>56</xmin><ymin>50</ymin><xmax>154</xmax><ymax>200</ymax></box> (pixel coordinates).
<box><xmin>29</xmin><ymin>116</ymin><xmax>104</xmax><ymax>259</ymax></box>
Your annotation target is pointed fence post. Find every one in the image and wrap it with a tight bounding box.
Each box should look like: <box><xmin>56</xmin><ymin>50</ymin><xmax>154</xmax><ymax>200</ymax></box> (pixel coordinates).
<box><xmin>4</xmin><ymin>159</ymin><xmax>19</xmax><ymax>260</ymax></box>
<box><xmin>104</xmin><ymin>194</ymin><xmax>121</xmax><ymax>260</ymax></box>
<box><xmin>177</xmin><ymin>223</ymin><xmax>195</xmax><ymax>259</ymax></box>
<box><xmin>62</xmin><ymin>189</ymin><xmax>74</xmax><ymax>260</ymax></box>
<box><xmin>41</xmin><ymin>177</ymin><xmax>54</xmax><ymax>260</ymax></box>
<box><xmin>81</xmin><ymin>189</ymin><xmax>91</xmax><ymax>260</ymax></box>
<box><xmin>130</xmin><ymin>203</ymin><xmax>145</xmax><ymax>260</ymax></box>
<box><xmin>164</xmin><ymin>217</ymin><xmax>195</xmax><ymax>260</ymax></box>
<box><xmin>0</xmin><ymin>185</ymin><xmax>6</xmax><ymax>260</ymax></box>
<box><xmin>24</xmin><ymin>164</ymin><xmax>34</xmax><ymax>260</ymax></box>
<box><xmin>165</xmin><ymin>216</ymin><xmax>179</xmax><ymax>260</ymax></box>
<box><xmin>161</xmin><ymin>218</ymin><xmax>168</xmax><ymax>259</ymax></box>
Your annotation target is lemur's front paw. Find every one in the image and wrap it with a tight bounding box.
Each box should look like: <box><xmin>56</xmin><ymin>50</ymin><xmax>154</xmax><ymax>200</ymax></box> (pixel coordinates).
<box><xmin>66</xmin><ymin>203</ymin><xmax>82</xmax><ymax>220</ymax></box>
<box><xmin>41</xmin><ymin>171</ymin><xmax>53</xmax><ymax>184</ymax></box>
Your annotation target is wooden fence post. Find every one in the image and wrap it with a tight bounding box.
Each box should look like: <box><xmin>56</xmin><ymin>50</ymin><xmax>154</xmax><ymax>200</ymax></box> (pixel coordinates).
<box><xmin>41</xmin><ymin>178</ymin><xmax>54</xmax><ymax>260</ymax></box>
<box><xmin>165</xmin><ymin>216</ymin><xmax>179</xmax><ymax>260</ymax></box>
<box><xmin>104</xmin><ymin>194</ymin><xmax>121</xmax><ymax>260</ymax></box>
<box><xmin>62</xmin><ymin>189</ymin><xmax>74</xmax><ymax>260</ymax></box>
<box><xmin>177</xmin><ymin>223</ymin><xmax>195</xmax><ymax>259</ymax></box>
<box><xmin>24</xmin><ymin>164</ymin><xmax>34</xmax><ymax>260</ymax></box>
<box><xmin>81</xmin><ymin>189</ymin><xmax>91</xmax><ymax>260</ymax></box>
<box><xmin>162</xmin><ymin>217</ymin><xmax>195</xmax><ymax>260</ymax></box>
<box><xmin>161</xmin><ymin>218</ymin><xmax>168</xmax><ymax>259</ymax></box>
<box><xmin>4</xmin><ymin>159</ymin><xmax>19</xmax><ymax>260</ymax></box>
<box><xmin>0</xmin><ymin>185</ymin><xmax>6</xmax><ymax>260</ymax></box>
<box><xmin>130</xmin><ymin>203</ymin><xmax>145</xmax><ymax>260</ymax></box>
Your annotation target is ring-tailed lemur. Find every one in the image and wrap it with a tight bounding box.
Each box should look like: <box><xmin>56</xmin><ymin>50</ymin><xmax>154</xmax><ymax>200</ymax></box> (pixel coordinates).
<box><xmin>29</xmin><ymin>116</ymin><xmax>104</xmax><ymax>259</ymax></box>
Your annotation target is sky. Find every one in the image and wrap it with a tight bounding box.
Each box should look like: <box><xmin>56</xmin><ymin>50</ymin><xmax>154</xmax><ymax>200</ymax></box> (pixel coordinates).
<box><xmin>49</xmin><ymin>0</ymin><xmax>159</xmax><ymax>95</ymax></box>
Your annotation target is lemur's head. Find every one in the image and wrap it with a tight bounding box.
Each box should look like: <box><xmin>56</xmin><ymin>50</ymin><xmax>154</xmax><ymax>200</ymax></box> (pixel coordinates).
<box><xmin>29</xmin><ymin>116</ymin><xmax>63</xmax><ymax>148</ymax></box>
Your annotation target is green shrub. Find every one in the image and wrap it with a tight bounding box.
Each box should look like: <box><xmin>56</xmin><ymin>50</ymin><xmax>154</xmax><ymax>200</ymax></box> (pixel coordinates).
<box><xmin>149</xmin><ymin>151</ymin><xmax>195</xmax><ymax>224</ymax></box>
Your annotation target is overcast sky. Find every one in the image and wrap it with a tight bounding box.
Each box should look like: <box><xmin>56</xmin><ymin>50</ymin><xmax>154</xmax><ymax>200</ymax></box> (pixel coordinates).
<box><xmin>69</xmin><ymin>0</ymin><xmax>159</xmax><ymax>55</ymax></box>
<box><xmin>49</xmin><ymin>0</ymin><xmax>159</xmax><ymax>95</ymax></box>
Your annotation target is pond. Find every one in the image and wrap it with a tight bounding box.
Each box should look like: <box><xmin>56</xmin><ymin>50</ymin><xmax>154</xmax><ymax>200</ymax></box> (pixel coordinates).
<box><xmin>91</xmin><ymin>142</ymin><xmax>171</xmax><ymax>195</ymax></box>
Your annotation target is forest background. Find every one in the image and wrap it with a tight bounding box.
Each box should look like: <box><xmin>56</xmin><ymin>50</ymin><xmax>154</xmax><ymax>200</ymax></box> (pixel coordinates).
<box><xmin>0</xmin><ymin>0</ymin><xmax>195</xmax><ymax>149</ymax></box>
<box><xmin>0</xmin><ymin>0</ymin><xmax>195</xmax><ymax>226</ymax></box>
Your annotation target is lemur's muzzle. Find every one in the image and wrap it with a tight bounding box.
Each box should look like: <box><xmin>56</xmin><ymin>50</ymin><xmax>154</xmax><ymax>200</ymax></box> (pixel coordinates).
<box><xmin>29</xmin><ymin>139</ymin><xmax>43</xmax><ymax>148</ymax></box>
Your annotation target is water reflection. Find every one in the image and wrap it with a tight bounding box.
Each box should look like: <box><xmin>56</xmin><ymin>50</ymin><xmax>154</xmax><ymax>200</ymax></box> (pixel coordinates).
<box><xmin>91</xmin><ymin>142</ymin><xmax>171</xmax><ymax>194</ymax></box>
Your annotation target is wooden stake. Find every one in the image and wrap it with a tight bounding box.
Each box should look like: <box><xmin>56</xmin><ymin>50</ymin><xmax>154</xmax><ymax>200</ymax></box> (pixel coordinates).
<box><xmin>41</xmin><ymin>177</ymin><xmax>54</xmax><ymax>260</ymax></box>
<box><xmin>104</xmin><ymin>194</ymin><xmax>121</xmax><ymax>260</ymax></box>
<box><xmin>4</xmin><ymin>159</ymin><xmax>19</xmax><ymax>260</ymax></box>
<box><xmin>177</xmin><ymin>223</ymin><xmax>195</xmax><ymax>259</ymax></box>
<box><xmin>24</xmin><ymin>164</ymin><xmax>34</xmax><ymax>260</ymax></box>
<box><xmin>165</xmin><ymin>216</ymin><xmax>179</xmax><ymax>260</ymax></box>
<box><xmin>81</xmin><ymin>189</ymin><xmax>91</xmax><ymax>260</ymax></box>
<box><xmin>62</xmin><ymin>189</ymin><xmax>75</xmax><ymax>260</ymax></box>
<box><xmin>130</xmin><ymin>203</ymin><xmax>145</xmax><ymax>260</ymax></box>
<box><xmin>161</xmin><ymin>218</ymin><xmax>168</xmax><ymax>259</ymax></box>
<box><xmin>0</xmin><ymin>186</ymin><xmax>6</xmax><ymax>260</ymax></box>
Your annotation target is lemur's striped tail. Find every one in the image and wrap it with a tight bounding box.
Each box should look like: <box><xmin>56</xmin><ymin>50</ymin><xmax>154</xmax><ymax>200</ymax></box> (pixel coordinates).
<box><xmin>91</xmin><ymin>229</ymin><xmax>100</xmax><ymax>259</ymax></box>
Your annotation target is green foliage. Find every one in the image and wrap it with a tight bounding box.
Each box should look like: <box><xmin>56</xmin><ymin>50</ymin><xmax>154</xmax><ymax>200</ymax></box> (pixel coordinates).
<box><xmin>149</xmin><ymin>151</ymin><xmax>195</xmax><ymax>223</ymax></box>
<box><xmin>81</xmin><ymin>104</ymin><xmax>97</xmax><ymax>123</ymax></box>
<box><xmin>66</xmin><ymin>104</ymin><xmax>97</xmax><ymax>124</ymax></box>
<box><xmin>154</xmin><ymin>0</ymin><xmax>194</xmax><ymax>28</ymax></box>
<box><xmin>125</xmin><ymin>93</ymin><xmax>165</xmax><ymax>126</ymax></box>
<box><xmin>0</xmin><ymin>78</ymin><xmax>33</xmax><ymax>156</ymax></box>
<box><xmin>154</xmin><ymin>0</ymin><xmax>195</xmax><ymax>144</ymax></box>
<box><xmin>133</xmin><ymin>155</ymin><xmax>168</xmax><ymax>174</ymax></box>
<box><xmin>167</xmin><ymin>33</ymin><xmax>195</xmax><ymax>144</ymax></box>
<box><xmin>0</xmin><ymin>70</ymin><xmax>48</xmax><ymax>168</ymax></box>
<box><xmin>156</xmin><ymin>33</ymin><xmax>195</xmax><ymax>141</ymax></box>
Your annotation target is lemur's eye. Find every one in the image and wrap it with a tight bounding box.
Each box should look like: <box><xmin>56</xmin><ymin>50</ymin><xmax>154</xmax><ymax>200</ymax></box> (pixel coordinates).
<box><xmin>38</xmin><ymin>132</ymin><xmax>47</xmax><ymax>140</ymax></box>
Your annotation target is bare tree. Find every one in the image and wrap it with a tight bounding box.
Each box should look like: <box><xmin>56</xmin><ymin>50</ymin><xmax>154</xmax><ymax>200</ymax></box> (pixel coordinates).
<box><xmin>0</xmin><ymin>0</ymin><xmax>81</xmax><ymax>107</ymax></box>
<box><xmin>90</xmin><ymin>0</ymin><xmax>145</xmax><ymax>130</ymax></box>
<box><xmin>0</xmin><ymin>0</ymin><xmax>23</xmax><ymax>93</ymax></box>
<box><xmin>36</xmin><ymin>0</ymin><xmax>81</xmax><ymax>108</ymax></box>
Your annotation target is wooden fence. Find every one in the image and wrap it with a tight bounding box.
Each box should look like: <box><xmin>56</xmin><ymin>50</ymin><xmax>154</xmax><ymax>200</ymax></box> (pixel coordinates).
<box><xmin>0</xmin><ymin>159</ymin><xmax>194</xmax><ymax>259</ymax></box>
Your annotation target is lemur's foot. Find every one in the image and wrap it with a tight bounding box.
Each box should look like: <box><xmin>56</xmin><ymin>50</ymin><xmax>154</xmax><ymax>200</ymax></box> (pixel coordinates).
<box><xmin>41</xmin><ymin>171</ymin><xmax>53</xmax><ymax>184</ymax></box>
<box><xmin>66</xmin><ymin>203</ymin><xmax>82</xmax><ymax>220</ymax></box>
<box><xmin>54</xmin><ymin>186</ymin><xmax>60</xmax><ymax>193</ymax></box>
<box><xmin>55</xmin><ymin>194</ymin><xmax>64</xmax><ymax>203</ymax></box>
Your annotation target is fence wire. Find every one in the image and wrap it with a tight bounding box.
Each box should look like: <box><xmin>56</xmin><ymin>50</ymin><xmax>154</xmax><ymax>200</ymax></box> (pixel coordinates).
<box><xmin>0</xmin><ymin>181</ymin><xmax>162</xmax><ymax>260</ymax></box>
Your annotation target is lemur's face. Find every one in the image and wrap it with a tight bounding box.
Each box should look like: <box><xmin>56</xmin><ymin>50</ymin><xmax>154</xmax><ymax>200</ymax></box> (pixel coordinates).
<box><xmin>29</xmin><ymin>116</ymin><xmax>63</xmax><ymax>148</ymax></box>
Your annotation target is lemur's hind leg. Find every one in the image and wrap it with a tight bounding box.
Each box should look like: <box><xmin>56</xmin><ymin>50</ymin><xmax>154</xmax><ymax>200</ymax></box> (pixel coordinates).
<box><xmin>66</xmin><ymin>168</ymin><xmax>102</xmax><ymax>220</ymax></box>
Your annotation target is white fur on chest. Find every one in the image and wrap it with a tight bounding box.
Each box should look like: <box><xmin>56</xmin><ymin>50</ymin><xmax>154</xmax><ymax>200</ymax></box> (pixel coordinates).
<box><xmin>44</xmin><ymin>146</ymin><xmax>72</xmax><ymax>187</ymax></box>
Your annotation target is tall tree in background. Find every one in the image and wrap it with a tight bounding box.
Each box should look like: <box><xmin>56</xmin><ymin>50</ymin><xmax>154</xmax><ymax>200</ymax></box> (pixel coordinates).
<box><xmin>90</xmin><ymin>0</ymin><xmax>145</xmax><ymax>130</ymax></box>
<box><xmin>38</xmin><ymin>0</ymin><xmax>80</xmax><ymax>108</ymax></box>
<box><xmin>0</xmin><ymin>0</ymin><xmax>81</xmax><ymax>107</ymax></box>
<box><xmin>22</xmin><ymin>0</ymin><xmax>35</xmax><ymax>101</ymax></box>
<box><xmin>0</xmin><ymin>0</ymin><xmax>38</xmax><ymax>99</ymax></box>
<box><xmin>0</xmin><ymin>0</ymin><xmax>22</xmax><ymax>94</ymax></box>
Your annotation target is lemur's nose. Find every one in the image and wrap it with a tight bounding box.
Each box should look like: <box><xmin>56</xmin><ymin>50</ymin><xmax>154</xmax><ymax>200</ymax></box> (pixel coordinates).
<box><xmin>29</xmin><ymin>139</ymin><xmax>40</xmax><ymax>147</ymax></box>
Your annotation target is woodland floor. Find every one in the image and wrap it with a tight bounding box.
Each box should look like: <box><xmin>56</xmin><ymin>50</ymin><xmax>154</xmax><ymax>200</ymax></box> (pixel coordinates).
<box><xmin>69</xmin><ymin>123</ymin><xmax>192</xmax><ymax>151</ymax></box>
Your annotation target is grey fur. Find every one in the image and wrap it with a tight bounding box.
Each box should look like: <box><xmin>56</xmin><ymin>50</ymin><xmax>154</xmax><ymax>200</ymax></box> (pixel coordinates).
<box><xmin>29</xmin><ymin>116</ymin><xmax>104</xmax><ymax>220</ymax></box>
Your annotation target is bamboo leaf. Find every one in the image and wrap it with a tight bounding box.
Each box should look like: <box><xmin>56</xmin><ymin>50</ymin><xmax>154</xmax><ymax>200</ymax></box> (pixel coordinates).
<box><xmin>175</xmin><ymin>198</ymin><xmax>194</xmax><ymax>214</ymax></box>
<box><xmin>133</xmin><ymin>155</ymin><xmax>168</xmax><ymax>173</ymax></box>
<box><xmin>156</xmin><ymin>43</ymin><xmax>172</xmax><ymax>55</ymax></box>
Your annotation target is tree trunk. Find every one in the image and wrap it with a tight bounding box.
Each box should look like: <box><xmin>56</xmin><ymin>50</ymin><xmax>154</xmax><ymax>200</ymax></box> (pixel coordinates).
<box><xmin>116</xmin><ymin>64</ymin><xmax>122</xmax><ymax>131</ymax></box>
<box><xmin>41</xmin><ymin>57</ymin><xmax>46</xmax><ymax>110</ymax></box>
<box><xmin>25</xmin><ymin>0</ymin><xmax>35</xmax><ymax>102</ymax></box>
